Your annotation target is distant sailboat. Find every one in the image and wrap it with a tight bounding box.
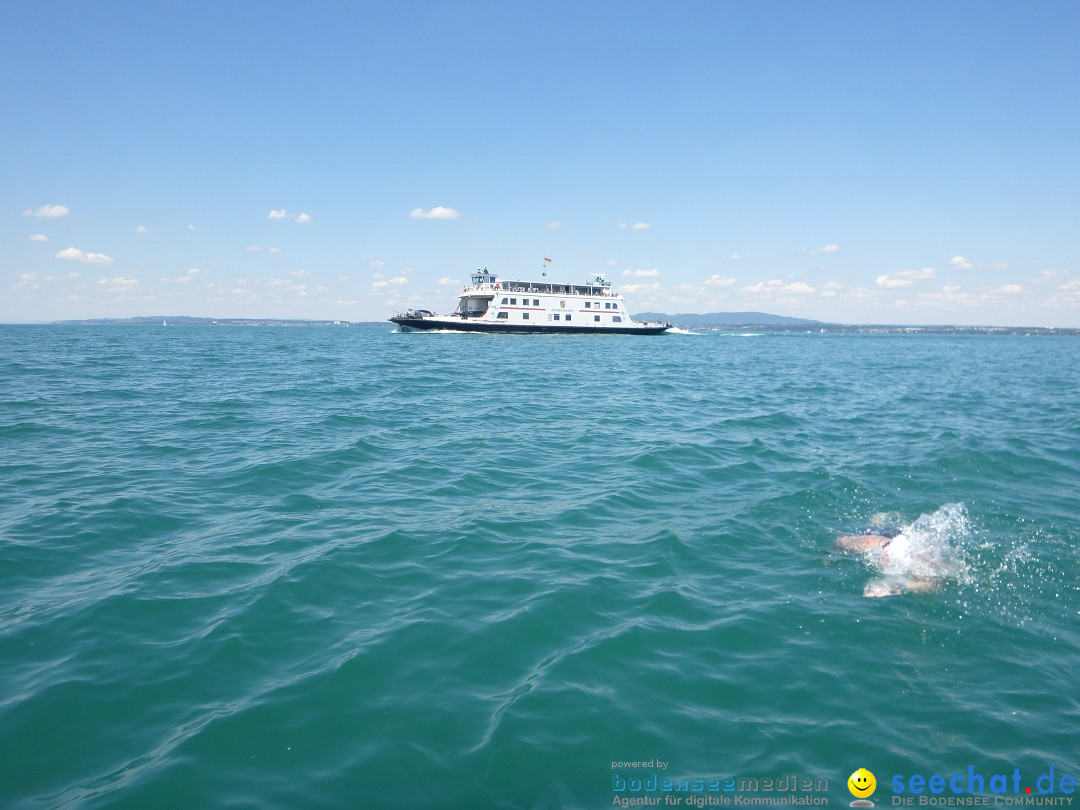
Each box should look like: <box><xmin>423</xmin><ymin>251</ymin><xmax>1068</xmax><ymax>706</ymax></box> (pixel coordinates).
<box><xmin>162</xmin><ymin>319</ymin><xmax>167</xmax><ymax>326</ymax></box>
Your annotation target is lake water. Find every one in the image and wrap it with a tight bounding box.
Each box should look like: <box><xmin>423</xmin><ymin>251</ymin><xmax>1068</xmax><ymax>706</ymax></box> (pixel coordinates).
<box><xmin>2</xmin><ymin>324</ymin><xmax>1078</xmax><ymax>809</ymax></box>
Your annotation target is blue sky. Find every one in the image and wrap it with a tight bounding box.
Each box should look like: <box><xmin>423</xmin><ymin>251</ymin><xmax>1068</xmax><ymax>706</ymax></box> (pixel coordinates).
<box><xmin>3</xmin><ymin>0</ymin><xmax>1078</xmax><ymax>325</ymax></box>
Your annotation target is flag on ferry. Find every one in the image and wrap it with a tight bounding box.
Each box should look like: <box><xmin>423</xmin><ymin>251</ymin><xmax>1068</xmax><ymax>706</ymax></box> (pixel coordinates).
<box><xmin>544</xmin><ymin>257</ymin><xmax>551</xmax><ymax>263</ymax></box>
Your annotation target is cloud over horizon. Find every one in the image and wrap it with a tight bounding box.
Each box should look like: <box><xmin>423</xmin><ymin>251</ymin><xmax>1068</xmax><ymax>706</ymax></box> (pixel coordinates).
<box><xmin>877</xmin><ymin>267</ymin><xmax>937</xmax><ymax>288</ymax></box>
<box><xmin>55</xmin><ymin>247</ymin><xmax>115</xmax><ymax>265</ymax></box>
<box><xmin>410</xmin><ymin>206</ymin><xmax>461</xmax><ymax>219</ymax></box>
<box><xmin>23</xmin><ymin>204</ymin><xmax>69</xmax><ymax>218</ymax></box>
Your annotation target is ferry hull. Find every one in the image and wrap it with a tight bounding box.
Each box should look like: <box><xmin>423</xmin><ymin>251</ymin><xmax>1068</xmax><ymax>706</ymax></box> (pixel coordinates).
<box><xmin>390</xmin><ymin>316</ymin><xmax>670</xmax><ymax>335</ymax></box>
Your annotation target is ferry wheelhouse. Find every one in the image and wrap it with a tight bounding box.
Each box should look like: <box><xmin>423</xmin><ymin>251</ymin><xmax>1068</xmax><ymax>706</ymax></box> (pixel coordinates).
<box><xmin>390</xmin><ymin>269</ymin><xmax>670</xmax><ymax>334</ymax></box>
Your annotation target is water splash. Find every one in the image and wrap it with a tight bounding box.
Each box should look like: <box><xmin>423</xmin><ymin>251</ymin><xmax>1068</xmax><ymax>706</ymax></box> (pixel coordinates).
<box><xmin>843</xmin><ymin>504</ymin><xmax>972</xmax><ymax>597</ymax></box>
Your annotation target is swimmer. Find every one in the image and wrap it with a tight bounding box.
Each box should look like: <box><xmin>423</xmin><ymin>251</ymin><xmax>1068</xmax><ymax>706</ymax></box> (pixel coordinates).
<box><xmin>835</xmin><ymin>508</ymin><xmax>967</xmax><ymax>597</ymax></box>
<box><xmin>836</xmin><ymin>532</ymin><xmax>940</xmax><ymax>596</ymax></box>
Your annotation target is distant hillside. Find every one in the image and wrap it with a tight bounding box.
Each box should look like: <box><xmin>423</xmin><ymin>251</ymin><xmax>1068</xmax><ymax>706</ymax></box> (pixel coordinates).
<box><xmin>54</xmin><ymin>316</ymin><xmax>354</xmax><ymax>327</ymax></box>
<box><xmin>633</xmin><ymin>311</ymin><xmax>827</xmax><ymax>327</ymax></box>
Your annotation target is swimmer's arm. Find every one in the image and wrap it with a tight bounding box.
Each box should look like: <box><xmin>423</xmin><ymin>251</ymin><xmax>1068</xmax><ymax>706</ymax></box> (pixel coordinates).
<box><xmin>863</xmin><ymin>577</ymin><xmax>942</xmax><ymax>598</ymax></box>
<box><xmin>835</xmin><ymin>534</ymin><xmax>892</xmax><ymax>552</ymax></box>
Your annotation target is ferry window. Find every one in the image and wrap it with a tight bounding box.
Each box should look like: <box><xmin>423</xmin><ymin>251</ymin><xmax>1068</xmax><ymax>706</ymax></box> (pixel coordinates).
<box><xmin>553</xmin><ymin>314</ymin><xmax>560</xmax><ymax>321</ymax></box>
<box><xmin>565</xmin><ymin>314</ymin><xmax>571</xmax><ymax>321</ymax></box>
<box><xmin>510</xmin><ymin>298</ymin><xmax>517</xmax><ymax>305</ymax></box>
<box><xmin>605</xmin><ymin>302</ymin><xmax>612</xmax><ymax>309</ymax></box>
<box><xmin>497</xmin><ymin>312</ymin><xmax>508</xmax><ymax>319</ymax></box>
<box><xmin>594</xmin><ymin>315</ymin><xmax>600</xmax><ymax>322</ymax></box>
<box><xmin>533</xmin><ymin>299</ymin><xmax>539</xmax><ymax>306</ymax></box>
<box><xmin>502</xmin><ymin>297</ymin><xmax>508</xmax><ymax>304</ymax></box>
<box><xmin>613</xmin><ymin>316</ymin><xmax>622</xmax><ymax>323</ymax></box>
<box><xmin>585</xmin><ymin>301</ymin><xmax>591</xmax><ymax>308</ymax></box>
<box><xmin>522</xmin><ymin>312</ymin><xmax>529</xmax><ymax>320</ymax></box>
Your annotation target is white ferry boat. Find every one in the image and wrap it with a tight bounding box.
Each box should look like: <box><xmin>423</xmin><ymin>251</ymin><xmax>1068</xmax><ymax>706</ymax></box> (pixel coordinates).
<box><xmin>390</xmin><ymin>268</ymin><xmax>671</xmax><ymax>335</ymax></box>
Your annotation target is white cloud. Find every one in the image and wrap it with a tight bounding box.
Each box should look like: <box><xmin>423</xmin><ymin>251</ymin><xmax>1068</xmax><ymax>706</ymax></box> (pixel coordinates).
<box><xmin>371</xmin><ymin>274</ymin><xmax>409</xmax><ymax>292</ymax></box>
<box><xmin>906</xmin><ymin>267</ymin><xmax>936</xmax><ymax>280</ymax></box>
<box><xmin>730</xmin><ymin>254</ymin><xmax>742</xmax><ymax>260</ymax></box>
<box><xmin>810</xmin><ymin>244</ymin><xmax>839</xmax><ymax>254</ymax></box>
<box><xmin>246</xmin><ymin>246</ymin><xmax>262</xmax><ymax>252</ymax></box>
<box><xmin>632</xmin><ymin>222</ymin><xmax>651</xmax><ymax>230</ymax></box>
<box><xmin>877</xmin><ymin>267</ymin><xmax>936</xmax><ymax>288</ymax></box>
<box><xmin>621</xmin><ymin>268</ymin><xmax>661</xmax><ymax>277</ymax></box>
<box><xmin>269</xmin><ymin>278</ymin><xmax>308</xmax><ymax>296</ymax></box>
<box><xmin>56</xmin><ymin>247</ymin><xmax>115</xmax><ymax>265</ymax></box>
<box><xmin>1035</xmin><ymin>270</ymin><xmax>1069</xmax><ymax>285</ymax></box>
<box><xmin>437</xmin><ymin>277</ymin><xmax>459</xmax><ymax>286</ymax></box>
<box><xmin>164</xmin><ymin>268</ymin><xmax>200</xmax><ymax>284</ymax></box>
<box><xmin>996</xmin><ymin>284</ymin><xmax>1023</xmax><ymax>295</ymax></box>
<box><xmin>97</xmin><ymin>276</ymin><xmax>140</xmax><ymax>292</ymax></box>
<box><xmin>742</xmin><ymin>279</ymin><xmax>785</xmax><ymax>293</ymax></box>
<box><xmin>821</xmin><ymin>281</ymin><xmax>843</xmax><ymax>298</ymax></box>
<box><xmin>912</xmin><ymin>287</ymin><xmax>977</xmax><ymax>307</ymax></box>
<box><xmin>14</xmin><ymin>272</ymin><xmax>39</xmax><ymax>290</ymax></box>
<box><xmin>29</xmin><ymin>234</ymin><xmax>49</xmax><ymax>242</ymax></box>
<box><xmin>268</xmin><ymin>247</ymin><xmax>282</xmax><ymax>254</ymax></box>
<box><xmin>950</xmin><ymin>256</ymin><xmax>974</xmax><ymax>270</ymax></box>
<box><xmin>743</xmin><ymin>278</ymin><xmax>816</xmax><ymax>295</ymax></box>
<box><xmin>548</xmin><ymin>221</ymin><xmax>562</xmax><ymax>229</ymax></box>
<box><xmin>877</xmin><ymin>274</ymin><xmax>913</xmax><ymax>288</ymax></box>
<box><xmin>618</xmin><ymin>282</ymin><xmax>661</xmax><ymax>295</ymax></box>
<box><xmin>269</xmin><ymin>210</ymin><xmax>310</xmax><ymax>224</ymax></box>
<box><xmin>291</xmin><ymin>270</ymin><xmax>311</xmax><ymax>277</ymax></box>
<box><xmin>705</xmin><ymin>274</ymin><xmax>735</xmax><ymax>287</ymax></box>
<box><xmin>23</xmin><ymin>204</ymin><xmax>69</xmax><ymax>218</ymax></box>
<box><xmin>369</xmin><ymin>260</ymin><xmax>386</xmax><ymax>268</ymax></box>
<box><xmin>410</xmin><ymin>206</ymin><xmax>461</xmax><ymax>219</ymax></box>
<box><xmin>136</xmin><ymin>225</ymin><xmax>151</xmax><ymax>233</ymax></box>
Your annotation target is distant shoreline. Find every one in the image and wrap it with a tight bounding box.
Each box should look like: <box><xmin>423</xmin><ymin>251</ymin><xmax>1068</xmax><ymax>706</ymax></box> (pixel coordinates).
<box><xmin>17</xmin><ymin>315</ymin><xmax>1077</xmax><ymax>335</ymax></box>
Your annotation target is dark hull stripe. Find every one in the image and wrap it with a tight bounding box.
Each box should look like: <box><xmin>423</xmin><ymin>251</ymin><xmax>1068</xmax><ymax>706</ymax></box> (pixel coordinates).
<box><xmin>389</xmin><ymin>317</ymin><xmax>670</xmax><ymax>335</ymax></box>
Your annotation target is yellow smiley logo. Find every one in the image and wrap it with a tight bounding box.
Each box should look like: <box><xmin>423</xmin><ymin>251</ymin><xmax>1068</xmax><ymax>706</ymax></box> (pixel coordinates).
<box><xmin>848</xmin><ymin>768</ymin><xmax>876</xmax><ymax>798</ymax></box>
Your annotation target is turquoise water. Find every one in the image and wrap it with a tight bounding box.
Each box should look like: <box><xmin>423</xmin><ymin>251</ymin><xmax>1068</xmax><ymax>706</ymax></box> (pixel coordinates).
<box><xmin>1</xmin><ymin>325</ymin><xmax>1078</xmax><ymax>809</ymax></box>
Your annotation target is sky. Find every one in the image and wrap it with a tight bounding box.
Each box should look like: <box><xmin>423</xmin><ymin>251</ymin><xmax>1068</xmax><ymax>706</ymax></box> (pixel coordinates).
<box><xmin>3</xmin><ymin>0</ymin><xmax>1078</xmax><ymax>326</ymax></box>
